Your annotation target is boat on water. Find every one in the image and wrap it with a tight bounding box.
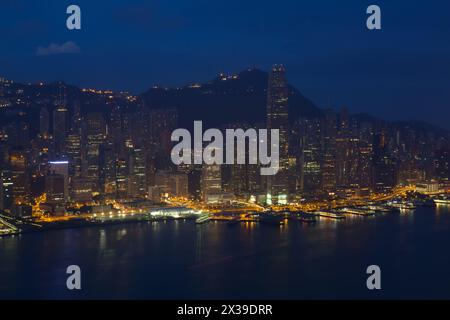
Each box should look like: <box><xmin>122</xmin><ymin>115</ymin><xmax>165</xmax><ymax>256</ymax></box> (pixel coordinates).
<box><xmin>315</xmin><ymin>211</ymin><xmax>346</xmax><ymax>220</ymax></box>
<box><xmin>293</xmin><ymin>212</ymin><xmax>317</xmax><ymax>224</ymax></box>
<box><xmin>195</xmin><ymin>213</ymin><xmax>210</xmax><ymax>224</ymax></box>
<box><xmin>387</xmin><ymin>201</ymin><xmax>416</xmax><ymax>210</ymax></box>
<box><xmin>338</xmin><ymin>207</ymin><xmax>375</xmax><ymax>216</ymax></box>
<box><xmin>367</xmin><ymin>205</ymin><xmax>397</xmax><ymax>213</ymax></box>
<box><xmin>287</xmin><ymin>211</ymin><xmax>317</xmax><ymax>223</ymax></box>
<box><xmin>434</xmin><ymin>195</ymin><xmax>450</xmax><ymax>204</ymax></box>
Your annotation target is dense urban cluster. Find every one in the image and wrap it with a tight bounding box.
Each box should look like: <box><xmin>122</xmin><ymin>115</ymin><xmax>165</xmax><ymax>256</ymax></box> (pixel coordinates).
<box><xmin>0</xmin><ymin>66</ymin><xmax>449</xmax><ymax>219</ymax></box>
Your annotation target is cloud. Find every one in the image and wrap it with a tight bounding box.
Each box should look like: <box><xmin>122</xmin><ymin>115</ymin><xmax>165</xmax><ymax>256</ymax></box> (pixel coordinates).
<box><xmin>36</xmin><ymin>41</ymin><xmax>80</xmax><ymax>56</ymax></box>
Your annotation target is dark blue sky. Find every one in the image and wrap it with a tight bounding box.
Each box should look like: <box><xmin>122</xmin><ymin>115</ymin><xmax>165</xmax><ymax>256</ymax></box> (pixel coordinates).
<box><xmin>1</xmin><ymin>0</ymin><xmax>450</xmax><ymax>128</ymax></box>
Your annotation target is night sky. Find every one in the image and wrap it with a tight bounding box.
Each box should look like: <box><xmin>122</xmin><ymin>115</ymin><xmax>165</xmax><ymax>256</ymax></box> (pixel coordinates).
<box><xmin>1</xmin><ymin>0</ymin><xmax>450</xmax><ymax>128</ymax></box>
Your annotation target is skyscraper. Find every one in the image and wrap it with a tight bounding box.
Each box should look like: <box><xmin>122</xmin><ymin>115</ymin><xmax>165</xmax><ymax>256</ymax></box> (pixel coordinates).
<box><xmin>45</xmin><ymin>173</ymin><xmax>66</xmax><ymax>205</ymax></box>
<box><xmin>86</xmin><ymin>113</ymin><xmax>106</xmax><ymax>192</ymax></box>
<box><xmin>53</xmin><ymin>84</ymin><xmax>68</xmax><ymax>156</ymax></box>
<box><xmin>128</xmin><ymin>147</ymin><xmax>147</xmax><ymax>198</ymax></box>
<box><xmin>39</xmin><ymin>107</ymin><xmax>50</xmax><ymax>137</ymax></box>
<box><xmin>48</xmin><ymin>160</ymin><xmax>69</xmax><ymax>202</ymax></box>
<box><xmin>66</xmin><ymin>134</ymin><xmax>82</xmax><ymax>179</ymax></box>
<box><xmin>298</xmin><ymin>118</ymin><xmax>322</xmax><ymax>194</ymax></box>
<box><xmin>0</xmin><ymin>168</ymin><xmax>13</xmax><ymax>211</ymax></box>
<box><xmin>201</xmin><ymin>164</ymin><xmax>222</xmax><ymax>203</ymax></box>
<box><xmin>266</xmin><ymin>65</ymin><xmax>289</xmax><ymax>202</ymax></box>
<box><xmin>9</xmin><ymin>148</ymin><xmax>29</xmax><ymax>204</ymax></box>
<box><xmin>322</xmin><ymin>109</ymin><xmax>337</xmax><ymax>191</ymax></box>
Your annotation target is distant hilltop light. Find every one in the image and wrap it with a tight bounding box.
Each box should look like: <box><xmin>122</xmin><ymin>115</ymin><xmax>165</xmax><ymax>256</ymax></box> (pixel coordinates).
<box><xmin>81</xmin><ymin>88</ymin><xmax>114</xmax><ymax>95</ymax></box>
<box><xmin>272</xmin><ymin>64</ymin><xmax>285</xmax><ymax>72</ymax></box>
<box><xmin>218</xmin><ymin>74</ymin><xmax>239</xmax><ymax>81</ymax></box>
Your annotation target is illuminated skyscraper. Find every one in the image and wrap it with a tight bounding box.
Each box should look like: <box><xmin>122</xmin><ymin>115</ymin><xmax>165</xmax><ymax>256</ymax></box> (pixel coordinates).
<box><xmin>86</xmin><ymin>113</ymin><xmax>106</xmax><ymax>192</ymax></box>
<box><xmin>434</xmin><ymin>149</ymin><xmax>450</xmax><ymax>182</ymax></box>
<box><xmin>100</xmin><ymin>144</ymin><xmax>117</xmax><ymax>196</ymax></box>
<box><xmin>128</xmin><ymin>147</ymin><xmax>147</xmax><ymax>198</ymax></box>
<box><xmin>116</xmin><ymin>158</ymin><xmax>128</xmax><ymax>199</ymax></box>
<box><xmin>266</xmin><ymin>65</ymin><xmax>289</xmax><ymax>201</ymax></box>
<box><xmin>356</xmin><ymin>121</ymin><xmax>373</xmax><ymax>194</ymax></box>
<box><xmin>201</xmin><ymin>164</ymin><xmax>222</xmax><ymax>203</ymax></box>
<box><xmin>154</xmin><ymin>171</ymin><xmax>188</xmax><ymax>198</ymax></box>
<box><xmin>298</xmin><ymin>118</ymin><xmax>322</xmax><ymax>193</ymax></box>
<box><xmin>322</xmin><ymin>109</ymin><xmax>337</xmax><ymax>191</ymax></box>
<box><xmin>335</xmin><ymin>108</ymin><xmax>350</xmax><ymax>189</ymax></box>
<box><xmin>45</xmin><ymin>173</ymin><xmax>66</xmax><ymax>205</ymax></box>
<box><xmin>53</xmin><ymin>84</ymin><xmax>68</xmax><ymax>156</ymax></box>
<box><xmin>39</xmin><ymin>107</ymin><xmax>50</xmax><ymax>137</ymax></box>
<box><xmin>9</xmin><ymin>148</ymin><xmax>29</xmax><ymax>204</ymax></box>
<box><xmin>150</xmin><ymin>109</ymin><xmax>178</xmax><ymax>156</ymax></box>
<box><xmin>0</xmin><ymin>168</ymin><xmax>13</xmax><ymax>211</ymax></box>
<box><xmin>66</xmin><ymin>134</ymin><xmax>82</xmax><ymax>179</ymax></box>
<box><xmin>48</xmin><ymin>160</ymin><xmax>69</xmax><ymax>202</ymax></box>
<box><xmin>373</xmin><ymin>132</ymin><xmax>397</xmax><ymax>193</ymax></box>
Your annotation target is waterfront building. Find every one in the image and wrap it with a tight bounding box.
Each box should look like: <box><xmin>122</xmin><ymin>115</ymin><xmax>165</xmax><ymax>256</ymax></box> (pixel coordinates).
<box><xmin>266</xmin><ymin>65</ymin><xmax>289</xmax><ymax>201</ymax></box>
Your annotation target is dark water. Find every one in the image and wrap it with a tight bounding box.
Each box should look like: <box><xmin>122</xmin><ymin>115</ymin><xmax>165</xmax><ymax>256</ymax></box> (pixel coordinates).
<box><xmin>2</xmin><ymin>206</ymin><xmax>450</xmax><ymax>299</ymax></box>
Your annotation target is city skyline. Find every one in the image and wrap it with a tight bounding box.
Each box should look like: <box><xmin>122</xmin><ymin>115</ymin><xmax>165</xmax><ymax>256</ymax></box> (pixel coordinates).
<box><xmin>3</xmin><ymin>1</ymin><xmax>450</xmax><ymax>302</ymax></box>
<box><xmin>1</xmin><ymin>64</ymin><xmax>449</xmax><ymax>211</ymax></box>
<box><xmin>1</xmin><ymin>65</ymin><xmax>449</xmax><ymax>132</ymax></box>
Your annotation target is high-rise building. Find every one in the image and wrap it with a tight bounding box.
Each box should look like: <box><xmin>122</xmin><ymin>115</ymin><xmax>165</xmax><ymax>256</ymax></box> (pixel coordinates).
<box><xmin>372</xmin><ymin>132</ymin><xmax>397</xmax><ymax>193</ymax></box>
<box><xmin>116</xmin><ymin>158</ymin><xmax>128</xmax><ymax>199</ymax></box>
<box><xmin>48</xmin><ymin>160</ymin><xmax>69</xmax><ymax>202</ymax></box>
<box><xmin>335</xmin><ymin>108</ymin><xmax>350</xmax><ymax>189</ymax></box>
<box><xmin>221</xmin><ymin>122</ymin><xmax>262</xmax><ymax>196</ymax></box>
<box><xmin>128</xmin><ymin>147</ymin><xmax>147</xmax><ymax>198</ymax></box>
<box><xmin>201</xmin><ymin>164</ymin><xmax>222</xmax><ymax>203</ymax></box>
<box><xmin>356</xmin><ymin>121</ymin><xmax>374</xmax><ymax>193</ymax></box>
<box><xmin>266</xmin><ymin>65</ymin><xmax>289</xmax><ymax>201</ymax></box>
<box><xmin>5</xmin><ymin>121</ymin><xmax>30</xmax><ymax>148</ymax></box>
<box><xmin>86</xmin><ymin>113</ymin><xmax>106</xmax><ymax>192</ymax></box>
<box><xmin>69</xmin><ymin>177</ymin><xmax>92</xmax><ymax>203</ymax></box>
<box><xmin>298</xmin><ymin>118</ymin><xmax>322</xmax><ymax>193</ymax></box>
<box><xmin>0</xmin><ymin>168</ymin><xmax>13</xmax><ymax>211</ymax></box>
<box><xmin>71</xmin><ymin>100</ymin><xmax>82</xmax><ymax>133</ymax></box>
<box><xmin>66</xmin><ymin>134</ymin><xmax>82</xmax><ymax>179</ymax></box>
<box><xmin>154</xmin><ymin>171</ymin><xmax>188</xmax><ymax>198</ymax></box>
<box><xmin>9</xmin><ymin>148</ymin><xmax>29</xmax><ymax>204</ymax></box>
<box><xmin>149</xmin><ymin>109</ymin><xmax>178</xmax><ymax>156</ymax></box>
<box><xmin>434</xmin><ymin>149</ymin><xmax>450</xmax><ymax>182</ymax></box>
<box><xmin>45</xmin><ymin>173</ymin><xmax>66</xmax><ymax>205</ymax></box>
<box><xmin>39</xmin><ymin>107</ymin><xmax>50</xmax><ymax>137</ymax></box>
<box><xmin>53</xmin><ymin>106</ymin><xmax>67</xmax><ymax>155</ymax></box>
<box><xmin>322</xmin><ymin>109</ymin><xmax>337</xmax><ymax>191</ymax></box>
<box><xmin>100</xmin><ymin>143</ymin><xmax>117</xmax><ymax>196</ymax></box>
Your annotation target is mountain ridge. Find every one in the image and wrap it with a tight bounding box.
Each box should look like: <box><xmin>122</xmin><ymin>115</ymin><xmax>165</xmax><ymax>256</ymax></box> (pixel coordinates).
<box><xmin>140</xmin><ymin>68</ymin><xmax>322</xmax><ymax>128</ymax></box>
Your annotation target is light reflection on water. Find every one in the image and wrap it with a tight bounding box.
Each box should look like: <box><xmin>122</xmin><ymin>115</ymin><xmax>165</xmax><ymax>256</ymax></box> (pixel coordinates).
<box><xmin>1</xmin><ymin>206</ymin><xmax>450</xmax><ymax>299</ymax></box>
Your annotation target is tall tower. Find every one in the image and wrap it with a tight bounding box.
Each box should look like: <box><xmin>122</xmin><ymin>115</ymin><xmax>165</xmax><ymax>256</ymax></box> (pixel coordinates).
<box><xmin>86</xmin><ymin>113</ymin><xmax>106</xmax><ymax>192</ymax></box>
<box><xmin>39</xmin><ymin>107</ymin><xmax>50</xmax><ymax>137</ymax></box>
<box><xmin>266</xmin><ymin>65</ymin><xmax>289</xmax><ymax>202</ymax></box>
<box><xmin>201</xmin><ymin>164</ymin><xmax>222</xmax><ymax>203</ymax></box>
<box><xmin>322</xmin><ymin>109</ymin><xmax>337</xmax><ymax>191</ymax></box>
<box><xmin>128</xmin><ymin>147</ymin><xmax>147</xmax><ymax>198</ymax></box>
<box><xmin>53</xmin><ymin>83</ymin><xmax>68</xmax><ymax>156</ymax></box>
